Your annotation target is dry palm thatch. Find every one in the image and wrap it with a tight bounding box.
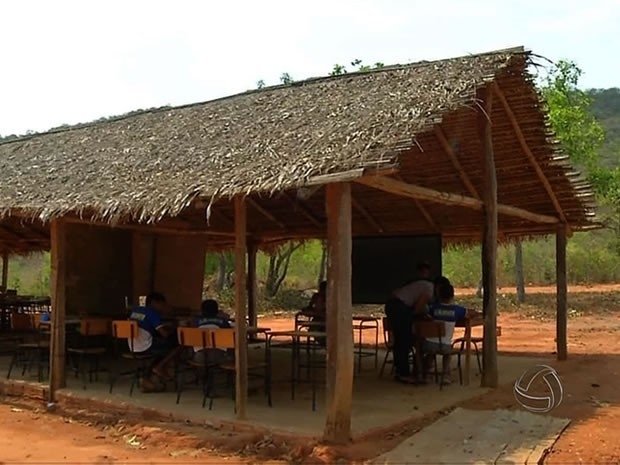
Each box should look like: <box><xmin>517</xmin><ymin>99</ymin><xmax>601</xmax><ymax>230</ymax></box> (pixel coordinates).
<box><xmin>0</xmin><ymin>46</ymin><xmax>599</xmax><ymax>252</ymax></box>
<box><xmin>0</xmin><ymin>47</ymin><xmax>538</xmax><ymax>221</ymax></box>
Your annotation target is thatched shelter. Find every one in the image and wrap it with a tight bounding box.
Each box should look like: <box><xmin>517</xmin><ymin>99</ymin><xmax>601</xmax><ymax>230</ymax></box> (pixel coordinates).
<box><xmin>0</xmin><ymin>46</ymin><xmax>598</xmax><ymax>442</ymax></box>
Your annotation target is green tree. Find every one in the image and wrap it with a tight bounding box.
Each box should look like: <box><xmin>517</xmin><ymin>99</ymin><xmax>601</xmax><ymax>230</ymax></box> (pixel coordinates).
<box><xmin>540</xmin><ymin>60</ymin><xmax>620</xmax><ymax>255</ymax></box>
<box><xmin>540</xmin><ymin>60</ymin><xmax>605</xmax><ymax>172</ymax></box>
<box><xmin>280</xmin><ymin>73</ymin><xmax>294</xmax><ymax>85</ymax></box>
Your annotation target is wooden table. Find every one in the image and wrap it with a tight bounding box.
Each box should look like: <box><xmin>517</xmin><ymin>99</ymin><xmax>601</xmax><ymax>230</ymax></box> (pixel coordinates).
<box><xmin>267</xmin><ymin>330</ymin><xmax>326</xmax><ymax>411</ymax></box>
<box><xmin>456</xmin><ymin>316</ymin><xmax>484</xmax><ymax>385</ymax></box>
<box><xmin>352</xmin><ymin>316</ymin><xmax>379</xmax><ymax>373</ymax></box>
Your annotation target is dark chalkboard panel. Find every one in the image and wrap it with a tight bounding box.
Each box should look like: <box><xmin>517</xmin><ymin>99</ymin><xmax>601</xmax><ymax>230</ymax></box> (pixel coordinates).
<box><xmin>351</xmin><ymin>235</ymin><xmax>442</xmax><ymax>304</ymax></box>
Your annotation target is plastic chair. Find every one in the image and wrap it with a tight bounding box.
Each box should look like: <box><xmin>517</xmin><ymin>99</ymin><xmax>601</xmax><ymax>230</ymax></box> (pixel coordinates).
<box><xmin>109</xmin><ymin>320</ymin><xmax>154</xmax><ymax>396</ymax></box>
<box><xmin>176</xmin><ymin>326</ymin><xmax>214</xmax><ymax>407</ymax></box>
<box><xmin>67</xmin><ymin>318</ymin><xmax>110</xmax><ymax>389</ymax></box>
<box><xmin>415</xmin><ymin>320</ymin><xmax>462</xmax><ymax>389</ymax></box>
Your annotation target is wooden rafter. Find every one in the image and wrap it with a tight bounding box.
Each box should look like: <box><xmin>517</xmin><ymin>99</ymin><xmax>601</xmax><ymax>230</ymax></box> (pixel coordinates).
<box><xmin>351</xmin><ymin>195</ymin><xmax>383</xmax><ymax>233</ymax></box>
<box><xmin>303</xmin><ymin>165</ymin><xmax>397</xmax><ymax>187</ymax></box>
<box><xmin>282</xmin><ymin>192</ymin><xmax>323</xmax><ymax>228</ymax></box>
<box><xmin>355</xmin><ymin>175</ymin><xmax>559</xmax><ymax>225</ymax></box>
<box><xmin>63</xmin><ymin>216</ymin><xmax>236</xmax><ymax>237</ymax></box>
<box><xmin>247</xmin><ymin>197</ymin><xmax>285</xmax><ymax>229</ymax></box>
<box><xmin>493</xmin><ymin>82</ymin><xmax>567</xmax><ymax>225</ymax></box>
<box><xmin>0</xmin><ymin>224</ymin><xmax>47</xmax><ymax>247</ymax></box>
<box><xmin>394</xmin><ymin>174</ymin><xmax>439</xmax><ymax>231</ymax></box>
<box><xmin>434</xmin><ymin>126</ymin><xmax>480</xmax><ymax>199</ymax></box>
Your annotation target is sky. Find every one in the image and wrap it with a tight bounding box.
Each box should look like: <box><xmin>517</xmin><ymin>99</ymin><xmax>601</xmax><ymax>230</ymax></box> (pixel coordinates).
<box><xmin>0</xmin><ymin>0</ymin><xmax>619</xmax><ymax>136</ymax></box>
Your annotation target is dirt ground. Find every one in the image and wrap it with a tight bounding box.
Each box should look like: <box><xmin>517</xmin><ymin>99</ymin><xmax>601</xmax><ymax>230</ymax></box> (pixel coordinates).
<box><xmin>2</xmin><ymin>284</ymin><xmax>620</xmax><ymax>464</ymax></box>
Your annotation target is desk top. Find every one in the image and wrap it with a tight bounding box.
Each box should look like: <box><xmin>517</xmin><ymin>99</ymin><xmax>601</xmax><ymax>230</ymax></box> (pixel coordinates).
<box><xmin>268</xmin><ymin>330</ymin><xmax>326</xmax><ymax>338</ymax></box>
<box><xmin>247</xmin><ymin>326</ymin><xmax>271</xmax><ymax>334</ymax></box>
<box><xmin>39</xmin><ymin>318</ymin><xmax>81</xmax><ymax>325</ymax></box>
<box><xmin>455</xmin><ymin>316</ymin><xmax>484</xmax><ymax>328</ymax></box>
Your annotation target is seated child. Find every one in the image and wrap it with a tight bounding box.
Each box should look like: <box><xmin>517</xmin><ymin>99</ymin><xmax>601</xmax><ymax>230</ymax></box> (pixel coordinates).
<box><xmin>424</xmin><ymin>283</ymin><xmax>477</xmax><ymax>383</ymax></box>
<box><xmin>303</xmin><ymin>281</ymin><xmax>327</xmax><ymax>346</ymax></box>
<box><xmin>193</xmin><ymin>299</ymin><xmax>233</xmax><ymax>365</ymax></box>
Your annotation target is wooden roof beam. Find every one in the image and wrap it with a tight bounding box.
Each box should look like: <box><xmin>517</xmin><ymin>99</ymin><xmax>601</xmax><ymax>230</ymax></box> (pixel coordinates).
<box><xmin>282</xmin><ymin>192</ymin><xmax>324</xmax><ymax>228</ymax></box>
<box><xmin>393</xmin><ymin>174</ymin><xmax>439</xmax><ymax>232</ymax></box>
<box><xmin>0</xmin><ymin>223</ymin><xmax>45</xmax><ymax>246</ymax></box>
<box><xmin>63</xmin><ymin>216</ymin><xmax>236</xmax><ymax>237</ymax></box>
<box><xmin>493</xmin><ymin>82</ymin><xmax>569</xmax><ymax>230</ymax></box>
<box><xmin>351</xmin><ymin>195</ymin><xmax>383</xmax><ymax>233</ymax></box>
<box><xmin>247</xmin><ymin>197</ymin><xmax>286</xmax><ymax>229</ymax></box>
<box><xmin>434</xmin><ymin>126</ymin><xmax>480</xmax><ymax>199</ymax></box>
<box><xmin>355</xmin><ymin>176</ymin><xmax>559</xmax><ymax>225</ymax></box>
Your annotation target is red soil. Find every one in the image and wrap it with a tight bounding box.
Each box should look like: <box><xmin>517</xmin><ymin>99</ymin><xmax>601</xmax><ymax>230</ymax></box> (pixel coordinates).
<box><xmin>2</xmin><ymin>284</ymin><xmax>620</xmax><ymax>463</ymax></box>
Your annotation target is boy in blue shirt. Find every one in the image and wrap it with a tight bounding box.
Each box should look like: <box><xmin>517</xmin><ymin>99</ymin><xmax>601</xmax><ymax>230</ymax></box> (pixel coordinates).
<box><xmin>128</xmin><ymin>292</ymin><xmax>182</xmax><ymax>391</ymax></box>
<box><xmin>195</xmin><ymin>299</ymin><xmax>231</xmax><ymax>329</ymax></box>
<box><xmin>194</xmin><ymin>299</ymin><xmax>233</xmax><ymax>365</ymax></box>
<box><xmin>425</xmin><ymin>283</ymin><xmax>477</xmax><ymax>383</ymax></box>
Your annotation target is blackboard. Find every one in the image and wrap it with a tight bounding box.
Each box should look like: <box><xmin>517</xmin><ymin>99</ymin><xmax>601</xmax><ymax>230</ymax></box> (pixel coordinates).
<box><xmin>351</xmin><ymin>235</ymin><xmax>442</xmax><ymax>304</ymax></box>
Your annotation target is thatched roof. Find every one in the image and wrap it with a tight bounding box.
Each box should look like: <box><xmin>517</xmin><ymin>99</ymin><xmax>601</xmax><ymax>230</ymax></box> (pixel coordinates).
<box><xmin>0</xmin><ymin>46</ymin><xmax>598</xmax><ymax>251</ymax></box>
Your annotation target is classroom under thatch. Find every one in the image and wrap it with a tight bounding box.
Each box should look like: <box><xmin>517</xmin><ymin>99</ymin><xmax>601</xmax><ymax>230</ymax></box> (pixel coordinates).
<box><xmin>0</xmin><ymin>46</ymin><xmax>599</xmax><ymax>442</ymax></box>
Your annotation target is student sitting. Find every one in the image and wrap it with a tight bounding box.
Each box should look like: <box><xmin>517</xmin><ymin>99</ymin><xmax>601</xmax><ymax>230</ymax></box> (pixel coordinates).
<box><xmin>196</xmin><ymin>299</ymin><xmax>231</xmax><ymax>329</ymax></box>
<box><xmin>128</xmin><ymin>292</ymin><xmax>183</xmax><ymax>391</ymax></box>
<box><xmin>194</xmin><ymin>299</ymin><xmax>233</xmax><ymax>365</ymax></box>
<box><xmin>303</xmin><ymin>281</ymin><xmax>327</xmax><ymax>345</ymax></box>
<box><xmin>424</xmin><ymin>283</ymin><xmax>478</xmax><ymax>384</ymax></box>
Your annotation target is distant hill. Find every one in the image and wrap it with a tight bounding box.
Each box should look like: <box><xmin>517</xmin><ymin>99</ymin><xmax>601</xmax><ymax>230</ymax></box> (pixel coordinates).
<box><xmin>588</xmin><ymin>88</ymin><xmax>620</xmax><ymax>169</ymax></box>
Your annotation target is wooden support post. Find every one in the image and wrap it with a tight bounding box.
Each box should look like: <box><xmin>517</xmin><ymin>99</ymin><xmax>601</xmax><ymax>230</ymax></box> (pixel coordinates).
<box><xmin>1</xmin><ymin>251</ymin><xmax>8</xmax><ymax>291</ymax></box>
<box><xmin>234</xmin><ymin>196</ymin><xmax>248</xmax><ymax>419</ymax></box>
<box><xmin>480</xmin><ymin>87</ymin><xmax>499</xmax><ymax>388</ymax></box>
<box><xmin>323</xmin><ymin>182</ymin><xmax>354</xmax><ymax>444</ymax></box>
<box><xmin>49</xmin><ymin>218</ymin><xmax>67</xmax><ymax>401</ymax></box>
<box><xmin>556</xmin><ymin>224</ymin><xmax>568</xmax><ymax>360</ymax></box>
<box><xmin>247</xmin><ymin>242</ymin><xmax>258</xmax><ymax>328</ymax></box>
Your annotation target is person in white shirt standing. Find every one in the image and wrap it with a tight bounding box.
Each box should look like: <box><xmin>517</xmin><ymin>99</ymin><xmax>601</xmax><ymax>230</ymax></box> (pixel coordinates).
<box><xmin>384</xmin><ymin>262</ymin><xmax>434</xmax><ymax>384</ymax></box>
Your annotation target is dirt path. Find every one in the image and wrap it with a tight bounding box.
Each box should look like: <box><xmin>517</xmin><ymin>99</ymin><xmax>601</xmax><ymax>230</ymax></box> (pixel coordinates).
<box><xmin>3</xmin><ymin>286</ymin><xmax>620</xmax><ymax>464</ymax></box>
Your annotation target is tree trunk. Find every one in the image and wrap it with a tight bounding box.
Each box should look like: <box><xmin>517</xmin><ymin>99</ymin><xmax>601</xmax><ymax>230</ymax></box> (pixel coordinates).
<box><xmin>318</xmin><ymin>240</ymin><xmax>327</xmax><ymax>286</ymax></box>
<box><xmin>216</xmin><ymin>253</ymin><xmax>228</xmax><ymax>291</ymax></box>
<box><xmin>476</xmin><ymin>279</ymin><xmax>483</xmax><ymax>298</ymax></box>
<box><xmin>515</xmin><ymin>240</ymin><xmax>526</xmax><ymax>303</ymax></box>
<box><xmin>265</xmin><ymin>243</ymin><xmax>302</xmax><ymax>297</ymax></box>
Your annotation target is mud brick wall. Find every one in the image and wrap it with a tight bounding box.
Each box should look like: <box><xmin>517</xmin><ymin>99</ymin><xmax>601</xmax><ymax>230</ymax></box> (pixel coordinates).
<box><xmin>65</xmin><ymin>223</ymin><xmax>132</xmax><ymax>316</ymax></box>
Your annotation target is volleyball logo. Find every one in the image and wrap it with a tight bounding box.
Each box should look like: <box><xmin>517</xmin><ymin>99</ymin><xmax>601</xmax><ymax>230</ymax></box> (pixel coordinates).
<box><xmin>513</xmin><ymin>364</ymin><xmax>563</xmax><ymax>413</ymax></box>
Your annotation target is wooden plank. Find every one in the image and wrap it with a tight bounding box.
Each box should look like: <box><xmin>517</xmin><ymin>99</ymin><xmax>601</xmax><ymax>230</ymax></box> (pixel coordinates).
<box><xmin>247</xmin><ymin>242</ymin><xmax>258</xmax><ymax>328</ymax></box>
<box><xmin>323</xmin><ymin>182</ymin><xmax>354</xmax><ymax>444</ymax></box>
<box><xmin>355</xmin><ymin>175</ymin><xmax>559</xmax><ymax>225</ymax></box>
<box><xmin>493</xmin><ymin>82</ymin><xmax>569</xmax><ymax>227</ymax></box>
<box><xmin>1</xmin><ymin>252</ymin><xmax>8</xmax><ymax>291</ymax></box>
<box><xmin>234</xmin><ymin>196</ymin><xmax>249</xmax><ymax>419</ymax></box>
<box><xmin>49</xmin><ymin>218</ymin><xmax>67</xmax><ymax>401</ymax></box>
<box><xmin>480</xmin><ymin>86</ymin><xmax>499</xmax><ymax>388</ymax></box>
<box><xmin>556</xmin><ymin>223</ymin><xmax>568</xmax><ymax>360</ymax></box>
